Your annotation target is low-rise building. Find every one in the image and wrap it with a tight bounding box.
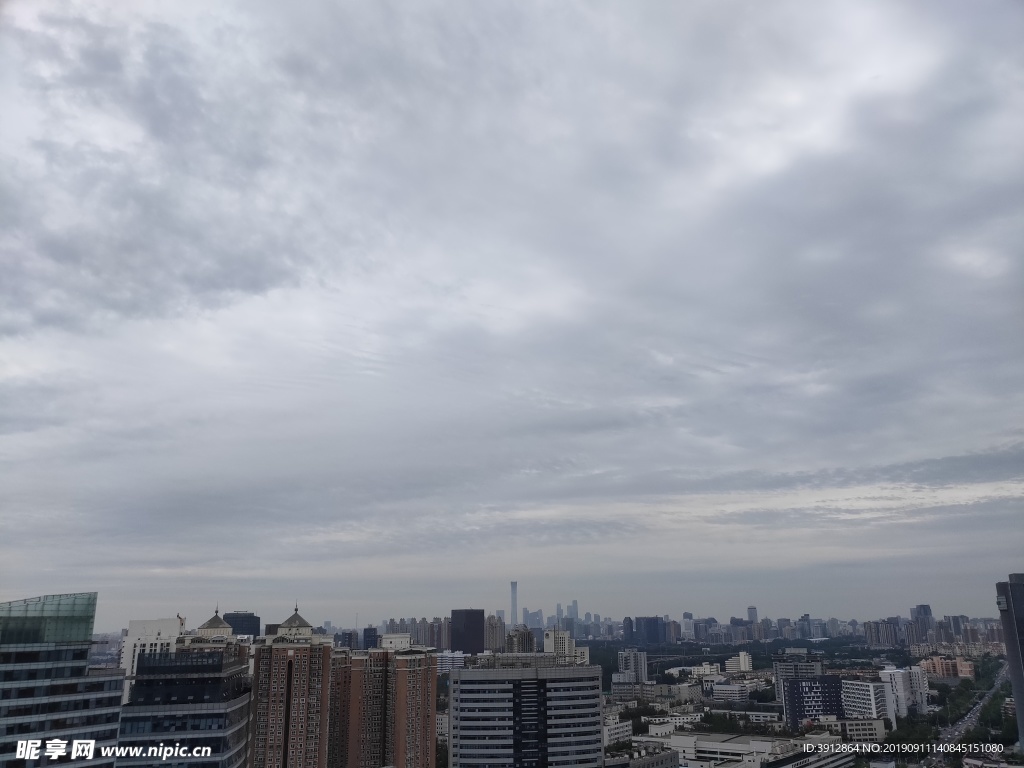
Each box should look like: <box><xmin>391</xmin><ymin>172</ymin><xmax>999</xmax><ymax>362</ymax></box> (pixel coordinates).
<box><xmin>711</xmin><ymin>683</ymin><xmax>753</xmax><ymax>702</ymax></box>
<box><xmin>604</xmin><ymin>717</ymin><xmax>634</xmax><ymax>746</ymax></box>
<box><xmin>606</xmin><ymin>746</ymin><xmax>679</xmax><ymax>768</ymax></box>
<box><xmin>919</xmin><ymin>655</ymin><xmax>975</xmax><ymax>679</ymax></box>
<box><xmin>814</xmin><ymin>716</ymin><xmax>887</xmax><ymax>742</ymax></box>
<box><xmin>669</xmin><ymin>732</ymin><xmax>854</xmax><ymax>768</ymax></box>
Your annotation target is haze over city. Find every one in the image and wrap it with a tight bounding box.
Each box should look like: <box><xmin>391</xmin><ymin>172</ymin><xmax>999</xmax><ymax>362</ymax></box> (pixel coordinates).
<box><xmin>0</xmin><ymin>1</ymin><xmax>1022</xmax><ymax>631</ymax></box>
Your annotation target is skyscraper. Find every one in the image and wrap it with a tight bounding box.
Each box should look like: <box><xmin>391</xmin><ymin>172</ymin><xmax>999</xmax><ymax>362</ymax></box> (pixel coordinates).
<box><xmin>0</xmin><ymin>593</ymin><xmax>124</xmax><ymax>767</ymax></box>
<box><xmin>450</xmin><ymin>610</ymin><xmax>485</xmax><ymax>655</ymax></box>
<box><xmin>747</xmin><ymin>606</ymin><xmax>758</xmax><ymax>624</ymax></box>
<box><xmin>449</xmin><ymin>657</ymin><xmax>603</xmax><ymax>768</ymax></box>
<box><xmin>510</xmin><ymin>582</ymin><xmax>518</xmax><ymax>634</ymax></box>
<box><xmin>996</xmin><ymin>574</ymin><xmax>1024</xmax><ymax>740</ymax></box>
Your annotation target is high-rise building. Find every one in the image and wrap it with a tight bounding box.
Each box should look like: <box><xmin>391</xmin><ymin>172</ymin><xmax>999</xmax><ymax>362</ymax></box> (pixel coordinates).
<box><xmin>510</xmin><ymin>582</ymin><xmax>518</xmax><ymax>634</ymax></box>
<box><xmin>773</xmin><ymin>648</ymin><xmax>824</xmax><ymax>702</ymax></box>
<box><xmin>223</xmin><ymin>611</ymin><xmax>261</xmax><ymax>637</ymax></box>
<box><xmin>428</xmin><ymin>618</ymin><xmax>449</xmax><ymax>651</ymax></box>
<box><xmin>505</xmin><ymin>626</ymin><xmax>536</xmax><ymax>654</ymax></box>
<box><xmin>332</xmin><ymin>646</ymin><xmax>437</xmax><ymax>768</ymax></box>
<box><xmin>623</xmin><ymin>617</ymin><xmax>635</xmax><ymax>644</ymax></box>
<box><xmin>116</xmin><ymin>631</ymin><xmax>251</xmax><ymax>767</ymax></box>
<box><xmin>878</xmin><ymin>667</ymin><xmax>928</xmax><ymax>720</ymax></box>
<box><xmin>449</xmin><ymin>657</ymin><xmax>603</xmax><ymax>767</ymax></box>
<box><xmin>249</xmin><ymin>607</ymin><xmax>333</xmax><ymax>768</ymax></box>
<box><xmin>634</xmin><ymin>616</ymin><xmax>666</xmax><ymax>646</ymax></box>
<box><xmin>996</xmin><ymin>574</ymin><xmax>1024</xmax><ymax>740</ymax></box>
<box><xmin>542</xmin><ymin>630</ymin><xmax>589</xmax><ymax>664</ymax></box>
<box><xmin>522</xmin><ymin>609</ymin><xmax>543</xmax><ymax>630</ymax></box>
<box><xmin>748</xmin><ymin>606</ymin><xmax>758</xmax><ymax>625</ymax></box>
<box><xmin>362</xmin><ymin>626</ymin><xmax>379</xmax><ymax>651</ymax></box>
<box><xmin>863</xmin><ymin>620</ymin><xmax>899</xmax><ymax>648</ymax></box>
<box><xmin>0</xmin><ymin>593</ymin><xmax>124</xmax><ymax>767</ymax></box>
<box><xmin>336</xmin><ymin>630</ymin><xmax>359</xmax><ymax>650</ymax></box>
<box><xmin>614</xmin><ymin>648</ymin><xmax>648</xmax><ymax>684</ymax></box>
<box><xmin>485</xmin><ymin>615</ymin><xmax>507</xmax><ymax>652</ymax></box>
<box><xmin>119</xmin><ymin>617</ymin><xmax>183</xmax><ymax>704</ymax></box>
<box><xmin>911</xmin><ymin>604</ymin><xmax>935</xmax><ymax>641</ymax></box>
<box><xmin>841</xmin><ymin>679</ymin><xmax>890</xmax><ymax>722</ymax></box>
<box><xmin>450</xmin><ymin>610</ymin><xmax>484</xmax><ymax>655</ymax></box>
<box><xmin>782</xmin><ymin>676</ymin><xmax>843</xmax><ymax>730</ymax></box>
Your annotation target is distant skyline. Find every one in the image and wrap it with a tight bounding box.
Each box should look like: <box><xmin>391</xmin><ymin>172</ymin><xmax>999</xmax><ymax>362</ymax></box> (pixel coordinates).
<box><xmin>1</xmin><ymin>1</ymin><xmax>1022</xmax><ymax>630</ymax></box>
<box><xmin>81</xmin><ymin>582</ymin><xmax>1006</xmax><ymax>634</ymax></box>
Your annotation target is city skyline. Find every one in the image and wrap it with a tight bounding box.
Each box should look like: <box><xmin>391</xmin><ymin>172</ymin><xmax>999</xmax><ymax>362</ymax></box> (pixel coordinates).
<box><xmin>72</xmin><ymin>589</ymin><xmax>1009</xmax><ymax>636</ymax></box>
<box><xmin>1</xmin><ymin>1</ymin><xmax>1022</xmax><ymax>628</ymax></box>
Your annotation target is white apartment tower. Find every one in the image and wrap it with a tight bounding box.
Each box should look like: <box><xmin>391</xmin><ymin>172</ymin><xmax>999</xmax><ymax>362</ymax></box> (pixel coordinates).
<box><xmin>879</xmin><ymin>666</ymin><xmax>928</xmax><ymax>719</ymax></box>
<box><xmin>614</xmin><ymin>648</ymin><xmax>649</xmax><ymax>684</ymax></box>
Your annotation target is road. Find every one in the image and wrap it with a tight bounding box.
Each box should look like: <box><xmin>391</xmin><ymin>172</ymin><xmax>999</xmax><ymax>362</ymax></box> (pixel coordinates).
<box><xmin>937</xmin><ymin>663</ymin><xmax>1007</xmax><ymax>746</ymax></box>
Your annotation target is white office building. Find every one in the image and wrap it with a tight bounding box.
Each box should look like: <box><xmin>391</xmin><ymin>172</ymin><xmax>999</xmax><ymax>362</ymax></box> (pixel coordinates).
<box><xmin>878</xmin><ymin>666</ymin><xmax>928</xmax><ymax>719</ymax></box>
<box><xmin>450</xmin><ymin>661</ymin><xmax>603</xmax><ymax>768</ymax></box>
<box><xmin>841</xmin><ymin>679</ymin><xmax>891</xmax><ymax>721</ymax></box>
<box><xmin>119</xmin><ymin>616</ymin><xmax>183</xmax><ymax>703</ymax></box>
<box><xmin>725</xmin><ymin>652</ymin><xmax>752</xmax><ymax>673</ymax></box>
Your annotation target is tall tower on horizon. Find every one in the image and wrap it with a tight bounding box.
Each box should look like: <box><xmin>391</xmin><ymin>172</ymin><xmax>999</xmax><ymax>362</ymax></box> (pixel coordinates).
<box><xmin>748</xmin><ymin>606</ymin><xmax>758</xmax><ymax>624</ymax></box>
<box><xmin>511</xmin><ymin>581</ymin><xmax>518</xmax><ymax>629</ymax></box>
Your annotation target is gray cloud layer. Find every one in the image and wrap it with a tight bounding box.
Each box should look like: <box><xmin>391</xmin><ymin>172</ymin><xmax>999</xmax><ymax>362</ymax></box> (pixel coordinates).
<box><xmin>1</xmin><ymin>1</ymin><xmax>1022</xmax><ymax>629</ymax></box>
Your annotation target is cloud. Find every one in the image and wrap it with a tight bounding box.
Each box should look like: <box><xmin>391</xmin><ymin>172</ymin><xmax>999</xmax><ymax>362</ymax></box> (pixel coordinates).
<box><xmin>0</xmin><ymin>0</ymin><xmax>1022</xmax><ymax>628</ymax></box>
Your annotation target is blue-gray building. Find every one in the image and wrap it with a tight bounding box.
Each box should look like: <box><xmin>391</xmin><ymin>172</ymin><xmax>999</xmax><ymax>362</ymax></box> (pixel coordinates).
<box><xmin>221</xmin><ymin>612</ymin><xmax>260</xmax><ymax>638</ymax></box>
<box><xmin>996</xmin><ymin>574</ymin><xmax>1024</xmax><ymax>741</ymax></box>
<box><xmin>115</xmin><ymin>628</ymin><xmax>251</xmax><ymax>768</ymax></box>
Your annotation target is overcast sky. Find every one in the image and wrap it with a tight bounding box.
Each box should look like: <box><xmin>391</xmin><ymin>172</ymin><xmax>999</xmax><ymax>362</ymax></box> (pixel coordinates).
<box><xmin>1</xmin><ymin>1</ymin><xmax>1022</xmax><ymax>633</ymax></box>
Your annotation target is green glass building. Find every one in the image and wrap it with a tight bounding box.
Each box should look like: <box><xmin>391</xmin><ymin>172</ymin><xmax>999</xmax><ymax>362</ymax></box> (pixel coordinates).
<box><xmin>0</xmin><ymin>593</ymin><xmax>123</xmax><ymax>767</ymax></box>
